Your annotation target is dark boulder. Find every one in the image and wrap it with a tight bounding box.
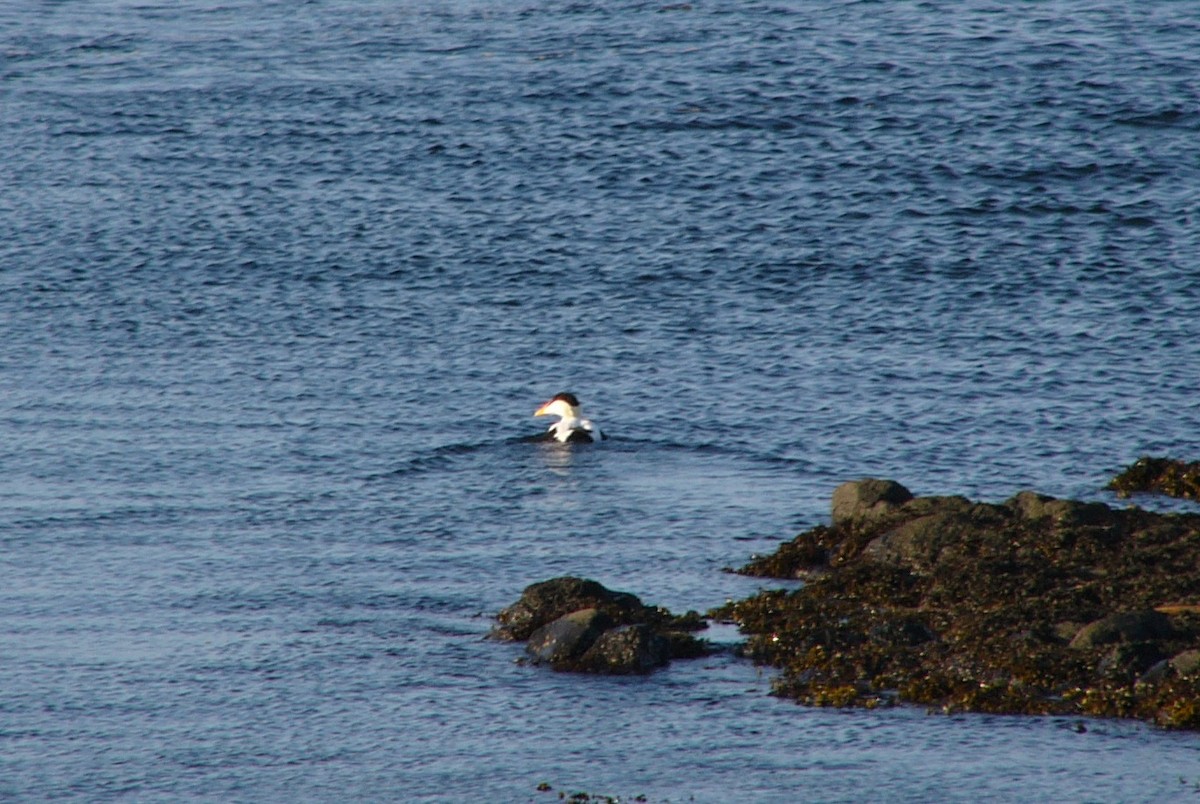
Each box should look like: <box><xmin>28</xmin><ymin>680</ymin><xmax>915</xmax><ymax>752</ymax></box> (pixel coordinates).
<box><xmin>862</xmin><ymin>504</ymin><xmax>1008</xmax><ymax>574</ymax></box>
<box><xmin>1069</xmin><ymin>611</ymin><xmax>1174</xmax><ymax>649</ymax></box>
<box><xmin>492</xmin><ymin>576</ymin><xmax>648</xmax><ymax>641</ymax></box>
<box><xmin>526</xmin><ymin>608</ymin><xmax>613</xmax><ymax>666</ymax></box>
<box><xmin>495</xmin><ymin>577</ymin><xmax>709</xmax><ymax>675</ymax></box>
<box><xmin>577</xmin><ymin>624</ymin><xmax>670</xmax><ymax>674</ymax></box>
<box><xmin>1008</xmin><ymin>490</ymin><xmax>1114</xmax><ymax>527</ymax></box>
<box><xmin>830</xmin><ymin>479</ymin><xmax>913</xmax><ymax>527</ymax></box>
<box><xmin>1139</xmin><ymin>659</ymin><xmax>1174</xmax><ymax>685</ymax></box>
<box><xmin>1097</xmin><ymin>641</ymin><xmax>1166</xmax><ymax>681</ymax></box>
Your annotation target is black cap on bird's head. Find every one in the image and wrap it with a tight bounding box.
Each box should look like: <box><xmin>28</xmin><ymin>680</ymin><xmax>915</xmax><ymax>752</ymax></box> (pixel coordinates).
<box><xmin>534</xmin><ymin>392</ymin><xmax>583</xmax><ymax>418</ymax></box>
<box><xmin>533</xmin><ymin>391</ymin><xmax>605</xmax><ymax>442</ymax></box>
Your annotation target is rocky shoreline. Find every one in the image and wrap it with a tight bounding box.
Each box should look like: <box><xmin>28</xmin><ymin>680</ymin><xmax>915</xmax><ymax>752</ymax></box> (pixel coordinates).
<box><xmin>716</xmin><ymin>477</ymin><xmax>1200</xmax><ymax>729</ymax></box>
<box><xmin>495</xmin><ymin>461</ymin><xmax>1200</xmax><ymax>730</ymax></box>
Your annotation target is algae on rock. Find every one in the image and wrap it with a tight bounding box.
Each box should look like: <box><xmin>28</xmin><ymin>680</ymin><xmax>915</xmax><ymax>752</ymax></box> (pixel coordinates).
<box><xmin>1109</xmin><ymin>456</ymin><xmax>1200</xmax><ymax>502</ymax></box>
<box><xmin>714</xmin><ymin>479</ymin><xmax>1200</xmax><ymax>730</ymax></box>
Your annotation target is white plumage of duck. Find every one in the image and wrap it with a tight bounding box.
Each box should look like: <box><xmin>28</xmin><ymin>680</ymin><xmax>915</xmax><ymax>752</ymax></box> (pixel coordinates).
<box><xmin>533</xmin><ymin>392</ymin><xmax>606</xmax><ymax>443</ymax></box>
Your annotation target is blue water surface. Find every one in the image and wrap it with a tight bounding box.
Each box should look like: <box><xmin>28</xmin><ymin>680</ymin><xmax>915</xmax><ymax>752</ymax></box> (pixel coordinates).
<box><xmin>3</xmin><ymin>1</ymin><xmax>1200</xmax><ymax>800</ymax></box>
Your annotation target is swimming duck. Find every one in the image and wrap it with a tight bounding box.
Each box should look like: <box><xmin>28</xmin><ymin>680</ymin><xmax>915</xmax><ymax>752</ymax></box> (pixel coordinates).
<box><xmin>534</xmin><ymin>392</ymin><xmax>606</xmax><ymax>443</ymax></box>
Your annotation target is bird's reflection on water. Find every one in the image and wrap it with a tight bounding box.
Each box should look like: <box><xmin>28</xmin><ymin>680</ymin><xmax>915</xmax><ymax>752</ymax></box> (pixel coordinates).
<box><xmin>536</xmin><ymin>441</ymin><xmax>577</xmax><ymax>475</ymax></box>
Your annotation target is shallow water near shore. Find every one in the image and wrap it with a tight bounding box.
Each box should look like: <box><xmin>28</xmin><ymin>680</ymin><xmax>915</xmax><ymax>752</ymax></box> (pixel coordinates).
<box><xmin>4</xmin><ymin>0</ymin><xmax>1200</xmax><ymax>800</ymax></box>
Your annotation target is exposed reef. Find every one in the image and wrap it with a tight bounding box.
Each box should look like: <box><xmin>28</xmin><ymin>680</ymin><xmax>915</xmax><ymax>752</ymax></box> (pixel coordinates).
<box><xmin>492</xmin><ymin>577</ymin><xmax>708</xmax><ymax>674</ymax></box>
<box><xmin>713</xmin><ymin>479</ymin><xmax>1200</xmax><ymax>729</ymax></box>
<box><xmin>1109</xmin><ymin>456</ymin><xmax>1200</xmax><ymax>502</ymax></box>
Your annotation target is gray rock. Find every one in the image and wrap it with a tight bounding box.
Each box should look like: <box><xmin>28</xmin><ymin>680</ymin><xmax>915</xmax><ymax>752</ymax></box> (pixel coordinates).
<box><xmin>831</xmin><ymin>479</ymin><xmax>914</xmax><ymax>527</ymax></box>
<box><xmin>497</xmin><ymin>576</ymin><xmax>709</xmax><ymax>675</ymax></box>
<box><xmin>1008</xmin><ymin>491</ymin><xmax>1114</xmax><ymax>526</ymax></box>
<box><xmin>526</xmin><ymin>608</ymin><xmax>612</xmax><ymax>666</ymax></box>
<box><xmin>1008</xmin><ymin>490</ymin><xmax>1057</xmax><ymax>520</ymax></box>
<box><xmin>861</xmin><ymin>504</ymin><xmax>1007</xmax><ymax>573</ymax></box>
<box><xmin>1139</xmin><ymin>658</ymin><xmax>1174</xmax><ymax>685</ymax></box>
<box><xmin>1068</xmin><ymin>610</ymin><xmax>1174</xmax><ymax>649</ymax></box>
<box><xmin>493</xmin><ymin>576</ymin><xmax>646</xmax><ymax>641</ymax></box>
<box><xmin>1170</xmin><ymin>648</ymin><xmax>1200</xmax><ymax>677</ymax></box>
<box><xmin>577</xmin><ymin>624</ymin><xmax>669</xmax><ymax>674</ymax></box>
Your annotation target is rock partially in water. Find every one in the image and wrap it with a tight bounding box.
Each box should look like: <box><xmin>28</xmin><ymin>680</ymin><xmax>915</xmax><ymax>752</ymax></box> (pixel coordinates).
<box><xmin>1109</xmin><ymin>456</ymin><xmax>1200</xmax><ymax>501</ymax></box>
<box><xmin>577</xmin><ymin>624</ymin><xmax>670</xmax><ymax>674</ymax></box>
<box><xmin>492</xmin><ymin>576</ymin><xmax>647</xmax><ymax>642</ymax></box>
<box><xmin>494</xmin><ymin>576</ymin><xmax>707</xmax><ymax>675</ymax></box>
<box><xmin>526</xmin><ymin>608</ymin><xmax>613</xmax><ymax>666</ymax></box>
<box><xmin>715</xmin><ymin>478</ymin><xmax>1200</xmax><ymax>730</ymax></box>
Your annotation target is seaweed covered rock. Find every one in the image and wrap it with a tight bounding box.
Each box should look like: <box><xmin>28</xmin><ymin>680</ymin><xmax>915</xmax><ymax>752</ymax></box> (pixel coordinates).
<box><xmin>577</xmin><ymin>624</ymin><xmax>670</xmax><ymax>674</ymax></box>
<box><xmin>1109</xmin><ymin>456</ymin><xmax>1200</xmax><ymax>501</ymax></box>
<box><xmin>492</xmin><ymin>576</ymin><xmax>646</xmax><ymax>641</ymax></box>
<box><xmin>715</xmin><ymin>480</ymin><xmax>1200</xmax><ymax>730</ymax></box>
<box><xmin>494</xmin><ymin>577</ymin><xmax>707</xmax><ymax>675</ymax></box>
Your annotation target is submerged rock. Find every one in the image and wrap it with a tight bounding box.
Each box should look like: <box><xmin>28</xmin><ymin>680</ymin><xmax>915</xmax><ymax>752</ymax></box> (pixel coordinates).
<box><xmin>494</xmin><ymin>576</ymin><xmax>707</xmax><ymax>675</ymax></box>
<box><xmin>715</xmin><ymin>478</ymin><xmax>1200</xmax><ymax>730</ymax></box>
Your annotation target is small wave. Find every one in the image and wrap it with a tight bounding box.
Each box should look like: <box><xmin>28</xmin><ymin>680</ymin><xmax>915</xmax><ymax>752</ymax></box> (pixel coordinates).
<box><xmin>1114</xmin><ymin>108</ymin><xmax>1194</xmax><ymax>129</ymax></box>
<box><xmin>375</xmin><ymin>441</ymin><xmax>498</xmax><ymax>480</ymax></box>
<box><xmin>614</xmin><ymin>114</ymin><xmax>816</xmax><ymax>134</ymax></box>
<box><xmin>606</xmin><ymin>433</ymin><xmax>809</xmax><ymax>471</ymax></box>
<box><xmin>373</xmin><ymin>432</ymin><xmax>807</xmax><ymax>481</ymax></box>
<box><xmin>377</xmin><ymin>432</ymin><xmax>603</xmax><ymax>480</ymax></box>
<box><xmin>70</xmin><ymin>34</ymin><xmax>139</xmax><ymax>54</ymax></box>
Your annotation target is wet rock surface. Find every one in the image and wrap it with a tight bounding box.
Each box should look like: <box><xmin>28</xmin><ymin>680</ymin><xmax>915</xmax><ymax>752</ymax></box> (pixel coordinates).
<box><xmin>525</xmin><ymin>608</ymin><xmax>614</xmax><ymax>666</ymax></box>
<box><xmin>1109</xmin><ymin>456</ymin><xmax>1200</xmax><ymax>502</ymax></box>
<box><xmin>493</xmin><ymin>577</ymin><xmax>708</xmax><ymax>675</ymax></box>
<box><xmin>716</xmin><ymin>479</ymin><xmax>1200</xmax><ymax>729</ymax></box>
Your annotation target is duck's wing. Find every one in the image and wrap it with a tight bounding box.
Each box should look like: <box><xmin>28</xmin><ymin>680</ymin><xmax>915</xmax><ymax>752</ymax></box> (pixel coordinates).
<box><xmin>574</xmin><ymin>418</ymin><xmax>605</xmax><ymax>442</ymax></box>
<box><xmin>542</xmin><ymin>417</ymin><xmax>605</xmax><ymax>444</ymax></box>
<box><xmin>563</xmin><ymin>429</ymin><xmax>596</xmax><ymax>444</ymax></box>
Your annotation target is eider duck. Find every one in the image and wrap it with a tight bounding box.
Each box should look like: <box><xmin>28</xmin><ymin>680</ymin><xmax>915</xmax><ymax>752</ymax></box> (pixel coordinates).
<box><xmin>534</xmin><ymin>392</ymin><xmax>606</xmax><ymax>444</ymax></box>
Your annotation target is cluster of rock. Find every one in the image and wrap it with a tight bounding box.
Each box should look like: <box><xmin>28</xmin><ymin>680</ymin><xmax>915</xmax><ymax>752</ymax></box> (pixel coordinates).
<box><xmin>716</xmin><ymin>478</ymin><xmax>1200</xmax><ymax>729</ymax></box>
<box><xmin>494</xmin><ymin>463</ymin><xmax>1200</xmax><ymax>731</ymax></box>
<box><xmin>491</xmin><ymin>577</ymin><xmax>708</xmax><ymax>674</ymax></box>
<box><xmin>1109</xmin><ymin>455</ymin><xmax>1200</xmax><ymax>501</ymax></box>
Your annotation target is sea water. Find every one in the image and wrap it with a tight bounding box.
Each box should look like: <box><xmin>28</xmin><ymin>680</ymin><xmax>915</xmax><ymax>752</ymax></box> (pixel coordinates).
<box><xmin>3</xmin><ymin>1</ymin><xmax>1200</xmax><ymax>800</ymax></box>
